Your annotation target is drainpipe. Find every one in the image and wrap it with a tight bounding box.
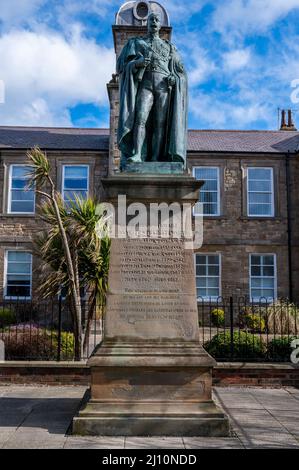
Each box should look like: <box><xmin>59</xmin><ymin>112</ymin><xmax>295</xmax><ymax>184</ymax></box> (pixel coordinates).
<box><xmin>285</xmin><ymin>150</ymin><xmax>293</xmax><ymax>302</ymax></box>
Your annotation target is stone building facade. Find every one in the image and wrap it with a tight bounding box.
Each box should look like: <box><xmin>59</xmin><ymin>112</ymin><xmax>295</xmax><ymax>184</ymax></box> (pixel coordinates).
<box><xmin>0</xmin><ymin>126</ymin><xmax>298</xmax><ymax>304</ymax></box>
<box><xmin>0</xmin><ymin>0</ymin><xmax>298</xmax><ymax>305</ymax></box>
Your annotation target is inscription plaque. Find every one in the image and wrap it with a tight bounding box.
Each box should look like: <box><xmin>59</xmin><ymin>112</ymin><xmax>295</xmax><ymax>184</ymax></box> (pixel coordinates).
<box><xmin>106</xmin><ymin>238</ymin><xmax>199</xmax><ymax>341</ymax></box>
<box><xmin>109</xmin><ymin>238</ymin><xmax>196</xmax><ymax>293</ymax></box>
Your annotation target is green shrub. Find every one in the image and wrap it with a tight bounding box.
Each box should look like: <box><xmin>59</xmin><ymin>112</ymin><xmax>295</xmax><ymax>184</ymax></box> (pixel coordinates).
<box><xmin>3</xmin><ymin>324</ymin><xmax>74</xmax><ymax>360</ymax></box>
<box><xmin>0</xmin><ymin>307</ymin><xmax>17</xmax><ymax>327</ymax></box>
<box><xmin>267</xmin><ymin>336</ymin><xmax>298</xmax><ymax>362</ymax></box>
<box><xmin>52</xmin><ymin>331</ymin><xmax>75</xmax><ymax>359</ymax></box>
<box><xmin>211</xmin><ymin>308</ymin><xmax>225</xmax><ymax>327</ymax></box>
<box><xmin>204</xmin><ymin>331</ymin><xmax>266</xmax><ymax>360</ymax></box>
<box><xmin>244</xmin><ymin>313</ymin><xmax>265</xmax><ymax>333</ymax></box>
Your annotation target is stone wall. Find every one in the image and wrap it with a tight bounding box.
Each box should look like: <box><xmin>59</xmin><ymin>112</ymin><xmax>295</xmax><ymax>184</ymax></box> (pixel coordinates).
<box><xmin>0</xmin><ymin>147</ymin><xmax>298</xmax><ymax>304</ymax></box>
<box><xmin>188</xmin><ymin>153</ymin><xmax>296</xmax><ymax>302</ymax></box>
<box><xmin>0</xmin><ymin>150</ymin><xmax>109</xmax><ymax>299</ymax></box>
<box><xmin>0</xmin><ymin>362</ymin><xmax>298</xmax><ymax>388</ymax></box>
<box><xmin>290</xmin><ymin>157</ymin><xmax>299</xmax><ymax>300</ymax></box>
<box><xmin>214</xmin><ymin>363</ymin><xmax>299</xmax><ymax>388</ymax></box>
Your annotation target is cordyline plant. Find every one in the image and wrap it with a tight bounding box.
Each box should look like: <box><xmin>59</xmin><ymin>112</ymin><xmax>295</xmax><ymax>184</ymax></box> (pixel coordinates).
<box><xmin>26</xmin><ymin>147</ymin><xmax>111</xmax><ymax>360</ymax></box>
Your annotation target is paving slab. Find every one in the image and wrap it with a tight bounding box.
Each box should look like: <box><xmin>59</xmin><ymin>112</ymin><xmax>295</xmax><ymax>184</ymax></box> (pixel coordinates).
<box><xmin>0</xmin><ymin>385</ymin><xmax>299</xmax><ymax>449</ymax></box>
<box><xmin>213</xmin><ymin>389</ymin><xmax>264</xmax><ymax>410</ymax></box>
<box><xmin>183</xmin><ymin>438</ymin><xmax>244</xmax><ymax>449</ymax></box>
<box><xmin>64</xmin><ymin>437</ymin><xmax>125</xmax><ymax>449</ymax></box>
<box><xmin>227</xmin><ymin>408</ymin><xmax>284</xmax><ymax>423</ymax></box>
<box><xmin>0</xmin><ymin>412</ymin><xmax>29</xmax><ymax>428</ymax></box>
<box><xmin>3</xmin><ymin>437</ymin><xmax>67</xmax><ymax>449</ymax></box>
<box><xmin>239</xmin><ymin>434</ymin><xmax>299</xmax><ymax>449</ymax></box>
<box><xmin>285</xmin><ymin>388</ymin><xmax>299</xmax><ymax>396</ymax></box>
<box><xmin>248</xmin><ymin>389</ymin><xmax>299</xmax><ymax>410</ymax></box>
<box><xmin>0</xmin><ymin>430</ymin><xmax>15</xmax><ymax>447</ymax></box>
<box><xmin>124</xmin><ymin>437</ymin><xmax>185</xmax><ymax>449</ymax></box>
<box><xmin>271</xmin><ymin>411</ymin><xmax>299</xmax><ymax>436</ymax></box>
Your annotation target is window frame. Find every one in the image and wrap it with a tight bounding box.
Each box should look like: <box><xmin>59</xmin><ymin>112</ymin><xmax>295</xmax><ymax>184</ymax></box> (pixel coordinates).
<box><xmin>62</xmin><ymin>164</ymin><xmax>89</xmax><ymax>205</ymax></box>
<box><xmin>195</xmin><ymin>252</ymin><xmax>222</xmax><ymax>302</ymax></box>
<box><xmin>192</xmin><ymin>166</ymin><xmax>221</xmax><ymax>217</ymax></box>
<box><xmin>249</xmin><ymin>253</ymin><xmax>277</xmax><ymax>303</ymax></box>
<box><xmin>8</xmin><ymin>164</ymin><xmax>36</xmax><ymax>215</ymax></box>
<box><xmin>4</xmin><ymin>250</ymin><xmax>33</xmax><ymax>300</ymax></box>
<box><xmin>247</xmin><ymin>167</ymin><xmax>275</xmax><ymax>218</ymax></box>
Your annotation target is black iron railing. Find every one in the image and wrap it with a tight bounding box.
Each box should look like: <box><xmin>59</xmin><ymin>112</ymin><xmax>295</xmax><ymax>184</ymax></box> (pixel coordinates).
<box><xmin>0</xmin><ymin>296</ymin><xmax>298</xmax><ymax>362</ymax></box>
<box><xmin>0</xmin><ymin>297</ymin><xmax>102</xmax><ymax>361</ymax></box>
<box><xmin>198</xmin><ymin>296</ymin><xmax>299</xmax><ymax>362</ymax></box>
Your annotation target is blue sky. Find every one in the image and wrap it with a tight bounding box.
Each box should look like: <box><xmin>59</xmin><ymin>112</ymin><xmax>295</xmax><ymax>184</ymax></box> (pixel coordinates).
<box><xmin>0</xmin><ymin>0</ymin><xmax>299</xmax><ymax>130</ymax></box>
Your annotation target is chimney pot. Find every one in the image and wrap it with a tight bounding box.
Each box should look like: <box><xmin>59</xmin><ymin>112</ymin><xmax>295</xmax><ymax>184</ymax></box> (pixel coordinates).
<box><xmin>280</xmin><ymin>109</ymin><xmax>288</xmax><ymax>130</ymax></box>
<box><xmin>287</xmin><ymin>109</ymin><xmax>297</xmax><ymax>131</ymax></box>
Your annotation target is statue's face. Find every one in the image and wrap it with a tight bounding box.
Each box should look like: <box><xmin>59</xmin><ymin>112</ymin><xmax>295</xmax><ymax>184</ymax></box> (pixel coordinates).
<box><xmin>147</xmin><ymin>14</ymin><xmax>161</xmax><ymax>34</ymax></box>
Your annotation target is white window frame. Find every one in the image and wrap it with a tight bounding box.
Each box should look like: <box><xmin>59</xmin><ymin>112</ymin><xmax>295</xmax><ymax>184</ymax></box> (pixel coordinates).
<box><xmin>249</xmin><ymin>253</ymin><xmax>277</xmax><ymax>303</ymax></box>
<box><xmin>195</xmin><ymin>253</ymin><xmax>222</xmax><ymax>302</ymax></box>
<box><xmin>62</xmin><ymin>165</ymin><xmax>89</xmax><ymax>205</ymax></box>
<box><xmin>4</xmin><ymin>250</ymin><xmax>33</xmax><ymax>300</ymax></box>
<box><xmin>192</xmin><ymin>166</ymin><xmax>220</xmax><ymax>217</ymax></box>
<box><xmin>247</xmin><ymin>167</ymin><xmax>274</xmax><ymax>218</ymax></box>
<box><xmin>8</xmin><ymin>164</ymin><xmax>35</xmax><ymax>215</ymax></box>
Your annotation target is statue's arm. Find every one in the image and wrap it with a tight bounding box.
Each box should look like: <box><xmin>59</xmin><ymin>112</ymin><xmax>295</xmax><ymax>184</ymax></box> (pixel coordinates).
<box><xmin>170</xmin><ymin>44</ymin><xmax>185</xmax><ymax>74</ymax></box>
<box><xmin>117</xmin><ymin>39</ymin><xmax>147</xmax><ymax>75</ymax></box>
<box><xmin>117</xmin><ymin>39</ymin><xmax>135</xmax><ymax>74</ymax></box>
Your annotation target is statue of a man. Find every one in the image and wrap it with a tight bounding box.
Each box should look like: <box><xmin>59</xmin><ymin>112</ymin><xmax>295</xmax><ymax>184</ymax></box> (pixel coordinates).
<box><xmin>117</xmin><ymin>12</ymin><xmax>188</xmax><ymax>170</ymax></box>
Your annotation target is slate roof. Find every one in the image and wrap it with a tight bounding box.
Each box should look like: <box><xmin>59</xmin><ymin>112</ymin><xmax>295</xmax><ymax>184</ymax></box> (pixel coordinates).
<box><xmin>0</xmin><ymin>126</ymin><xmax>299</xmax><ymax>154</ymax></box>
<box><xmin>0</xmin><ymin>127</ymin><xmax>110</xmax><ymax>151</ymax></box>
<box><xmin>188</xmin><ymin>130</ymin><xmax>299</xmax><ymax>154</ymax></box>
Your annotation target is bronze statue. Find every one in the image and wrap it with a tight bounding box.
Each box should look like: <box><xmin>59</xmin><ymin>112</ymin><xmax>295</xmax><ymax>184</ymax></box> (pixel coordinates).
<box><xmin>117</xmin><ymin>12</ymin><xmax>188</xmax><ymax>170</ymax></box>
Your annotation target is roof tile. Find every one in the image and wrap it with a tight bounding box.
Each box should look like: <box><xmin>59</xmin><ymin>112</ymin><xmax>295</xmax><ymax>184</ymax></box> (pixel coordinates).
<box><xmin>0</xmin><ymin>126</ymin><xmax>298</xmax><ymax>154</ymax></box>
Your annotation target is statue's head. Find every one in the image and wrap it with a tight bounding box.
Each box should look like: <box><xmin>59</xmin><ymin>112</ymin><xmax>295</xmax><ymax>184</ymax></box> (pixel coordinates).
<box><xmin>147</xmin><ymin>13</ymin><xmax>161</xmax><ymax>34</ymax></box>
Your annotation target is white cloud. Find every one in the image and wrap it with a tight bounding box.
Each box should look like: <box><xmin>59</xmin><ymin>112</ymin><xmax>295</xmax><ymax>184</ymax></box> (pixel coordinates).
<box><xmin>0</xmin><ymin>29</ymin><xmax>115</xmax><ymax>126</ymax></box>
<box><xmin>58</xmin><ymin>0</ymin><xmax>120</xmax><ymax>17</ymax></box>
<box><xmin>223</xmin><ymin>48</ymin><xmax>251</xmax><ymax>71</ymax></box>
<box><xmin>188</xmin><ymin>48</ymin><xmax>216</xmax><ymax>86</ymax></box>
<box><xmin>189</xmin><ymin>90</ymin><xmax>271</xmax><ymax>128</ymax></box>
<box><xmin>21</xmin><ymin>98</ymin><xmax>71</xmax><ymax>127</ymax></box>
<box><xmin>175</xmin><ymin>31</ymin><xmax>217</xmax><ymax>87</ymax></box>
<box><xmin>0</xmin><ymin>0</ymin><xmax>44</xmax><ymax>29</ymax></box>
<box><xmin>212</xmin><ymin>0</ymin><xmax>299</xmax><ymax>37</ymax></box>
<box><xmin>166</xmin><ymin>0</ymin><xmax>208</xmax><ymax>21</ymax></box>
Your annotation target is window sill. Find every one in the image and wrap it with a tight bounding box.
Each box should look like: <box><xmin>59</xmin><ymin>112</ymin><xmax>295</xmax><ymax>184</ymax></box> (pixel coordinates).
<box><xmin>239</xmin><ymin>216</ymin><xmax>281</xmax><ymax>221</ymax></box>
<box><xmin>193</xmin><ymin>215</ymin><xmax>227</xmax><ymax>220</ymax></box>
<box><xmin>4</xmin><ymin>298</ymin><xmax>32</xmax><ymax>301</ymax></box>
<box><xmin>1</xmin><ymin>213</ymin><xmax>36</xmax><ymax>218</ymax></box>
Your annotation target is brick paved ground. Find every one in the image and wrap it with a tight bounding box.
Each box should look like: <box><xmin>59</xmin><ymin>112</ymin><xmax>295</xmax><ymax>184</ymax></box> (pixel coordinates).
<box><xmin>0</xmin><ymin>385</ymin><xmax>298</xmax><ymax>449</ymax></box>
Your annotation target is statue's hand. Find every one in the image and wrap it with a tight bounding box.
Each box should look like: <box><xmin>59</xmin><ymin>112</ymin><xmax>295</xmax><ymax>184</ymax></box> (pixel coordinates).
<box><xmin>135</xmin><ymin>56</ymin><xmax>150</xmax><ymax>69</ymax></box>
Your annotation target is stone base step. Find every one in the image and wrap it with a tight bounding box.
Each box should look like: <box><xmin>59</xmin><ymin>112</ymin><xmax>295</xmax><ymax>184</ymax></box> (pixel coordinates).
<box><xmin>72</xmin><ymin>400</ymin><xmax>230</xmax><ymax>437</ymax></box>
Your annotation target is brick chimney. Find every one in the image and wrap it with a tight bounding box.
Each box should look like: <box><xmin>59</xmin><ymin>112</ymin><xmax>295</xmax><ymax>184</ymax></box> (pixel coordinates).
<box><xmin>280</xmin><ymin>109</ymin><xmax>287</xmax><ymax>130</ymax></box>
<box><xmin>280</xmin><ymin>109</ymin><xmax>297</xmax><ymax>131</ymax></box>
<box><xmin>287</xmin><ymin>109</ymin><xmax>297</xmax><ymax>131</ymax></box>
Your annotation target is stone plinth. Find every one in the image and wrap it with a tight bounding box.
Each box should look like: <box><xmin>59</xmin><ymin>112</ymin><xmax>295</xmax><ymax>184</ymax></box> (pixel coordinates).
<box><xmin>123</xmin><ymin>161</ymin><xmax>184</xmax><ymax>174</ymax></box>
<box><xmin>72</xmin><ymin>174</ymin><xmax>229</xmax><ymax>436</ymax></box>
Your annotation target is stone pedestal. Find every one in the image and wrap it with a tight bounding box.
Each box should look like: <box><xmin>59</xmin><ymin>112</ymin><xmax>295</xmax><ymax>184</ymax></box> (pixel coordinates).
<box><xmin>72</xmin><ymin>174</ymin><xmax>229</xmax><ymax>436</ymax></box>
